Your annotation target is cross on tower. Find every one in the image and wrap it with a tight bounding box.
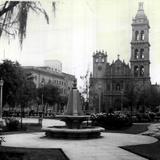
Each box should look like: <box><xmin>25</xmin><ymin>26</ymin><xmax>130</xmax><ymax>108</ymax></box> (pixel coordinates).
<box><xmin>139</xmin><ymin>2</ymin><xmax>143</xmax><ymax>10</ymax></box>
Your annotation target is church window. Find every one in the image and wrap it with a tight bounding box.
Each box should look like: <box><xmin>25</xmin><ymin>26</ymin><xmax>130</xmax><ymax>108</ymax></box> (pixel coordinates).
<box><xmin>98</xmin><ymin>65</ymin><xmax>102</xmax><ymax>71</ymax></box>
<box><xmin>102</xmin><ymin>58</ymin><xmax>105</xmax><ymax>63</ymax></box>
<box><xmin>140</xmin><ymin>49</ymin><xmax>144</xmax><ymax>59</ymax></box>
<box><xmin>107</xmin><ymin>84</ymin><xmax>110</xmax><ymax>91</ymax></box>
<box><xmin>134</xmin><ymin>49</ymin><xmax>138</xmax><ymax>59</ymax></box>
<box><xmin>134</xmin><ymin>66</ymin><xmax>139</xmax><ymax>77</ymax></box>
<box><xmin>41</xmin><ymin>78</ymin><xmax>45</xmax><ymax>83</ymax></box>
<box><xmin>95</xmin><ymin>58</ymin><xmax>99</xmax><ymax>63</ymax></box>
<box><xmin>135</xmin><ymin>31</ymin><xmax>139</xmax><ymax>41</ymax></box>
<box><xmin>34</xmin><ymin>75</ymin><xmax>37</xmax><ymax>80</ymax></box>
<box><xmin>116</xmin><ymin>83</ymin><xmax>120</xmax><ymax>91</ymax></box>
<box><xmin>140</xmin><ymin>30</ymin><xmax>144</xmax><ymax>40</ymax></box>
<box><xmin>48</xmin><ymin>79</ymin><xmax>51</xmax><ymax>84</ymax></box>
<box><xmin>140</xmin><ymin>66</ymin><xmax>144</xmax><ymax>76</ymax></box>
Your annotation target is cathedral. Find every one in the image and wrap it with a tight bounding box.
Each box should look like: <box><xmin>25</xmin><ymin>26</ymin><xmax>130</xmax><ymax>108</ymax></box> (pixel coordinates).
<box><xmin>89</xmin><ymin>3</ymin><xmax>151</xmax><ymax>113</ymax></box>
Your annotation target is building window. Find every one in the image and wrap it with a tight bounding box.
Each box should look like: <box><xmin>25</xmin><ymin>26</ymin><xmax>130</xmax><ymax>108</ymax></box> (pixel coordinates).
<box><xmin>140</xmin><ymin>49</ymin><xmax>144</xmax><ymax>59</ymax></box>
<box><xmin>102</xmin><ymin>58</ymin><xmax>105</xmax><ymax>63</ymax></box>
<box><xmin>140</xmin><ymin>66</ymin><xmax>144</xmax><ymax>76</ymax></box>
<box><xmin>107</xmin><ymin>84</ymin><xmax>110</xmax><ymax>91</ymax></box>
<box><xmin>41</xmin><ymin>78</ymin><xmax>45</xmax><ymax>83</ymax></box>
<box><xmin>134</xmin><ymin>49</ymin><xmax>138</xmax><ymax>59</ymax></box>
<box><xmin>95</xmin><ymin>58</ymin><xmax>99</xmax><ymax>63</ymax></box>
<box><xmin>135</xmin><ymin>31</ymin><xmax>139</xmax><ymax>41</ymax></box>
<box><xmin>116</xmin><ymin>83</ymin><xmax>120</xmax><ymax>91</ymax></box>
<box><xmin>34</xmin><ymin>75</ymin><xmax>37</xmax><ymax>80</ymax></box>
<box><xmin>134</xmin><ymin>66</ymin><xmax>139</xmax><ymax>77</ymax></box>
<box><xmin>48</xmin><ymin>79</ymin><xmax>51</xmax><ymax>84</ymax></box>
<box><xmin>98</xmin><ymin>65</ymin><xmax>102</xmax><ymax>71</ymax></box>
<box><xmin>140</xmin><ymin>30</ymin><xmax>144</xmax><ymax>40</ymax></box>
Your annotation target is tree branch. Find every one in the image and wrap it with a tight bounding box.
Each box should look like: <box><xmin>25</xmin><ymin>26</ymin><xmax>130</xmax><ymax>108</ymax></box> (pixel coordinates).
<box><xmin>0</xmin><ymin>1</ymin><xmax>19</xmax><ymax>17</ymax></box>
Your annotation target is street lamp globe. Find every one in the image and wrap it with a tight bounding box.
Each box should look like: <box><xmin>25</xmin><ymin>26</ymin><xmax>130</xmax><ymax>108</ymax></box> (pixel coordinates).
<box><xmin>0</xmin><ymin>79</ymin><xmax>4</xmax><ymax>87</ymax></box>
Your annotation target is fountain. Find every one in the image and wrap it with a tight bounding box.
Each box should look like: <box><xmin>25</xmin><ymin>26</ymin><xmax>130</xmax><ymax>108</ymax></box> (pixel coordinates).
<box><xmin>42</xmin><ymin>79</ymin><xmax>104</xmax><ymax>139</ymax></box>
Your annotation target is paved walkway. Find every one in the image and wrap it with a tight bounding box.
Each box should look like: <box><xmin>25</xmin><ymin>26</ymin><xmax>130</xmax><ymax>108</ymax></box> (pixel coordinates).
<box><xmin>1</xmin><ymin>119</ymin><xmax>158</xmax><ymax>160</ymax></box>
<box><xmin>141</xmin><ymin>123</ymin><xmax>160</xmax><ymax>139</ymax></box>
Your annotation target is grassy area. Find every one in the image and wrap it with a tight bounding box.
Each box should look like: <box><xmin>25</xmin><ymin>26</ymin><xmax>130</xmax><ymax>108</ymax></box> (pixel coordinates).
<box><xmin>105</xmin><ymin>123</ymin><xmax>149</xmax><ymax>134</ymax></box>
<box><xmin>121</xmin><ymin>141</ymin><xmax>160</xmax><ymax>160</ymax></box>
<box><xmin>1</xmin><ymin>123</ymin><xmax>42</xmax><ymax>135</ymax></box>
<box><xmin>0</xmin><ymin>146</ymin><xmax>69</xmax><ymax>160</ymax></box>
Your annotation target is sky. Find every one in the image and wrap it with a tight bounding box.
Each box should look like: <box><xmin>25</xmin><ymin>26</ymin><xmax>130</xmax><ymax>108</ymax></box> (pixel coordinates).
<box><xmin>0</xmin><ymin>0</ymin><xmax>160</xmax><ymax>87</ymax></box>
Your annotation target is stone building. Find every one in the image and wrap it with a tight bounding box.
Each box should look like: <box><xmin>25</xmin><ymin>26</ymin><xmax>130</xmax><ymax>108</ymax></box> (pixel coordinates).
<box><xmin>44</xmin><ymin>60</ymin><xmax>62</xmax><ymax>73</ymax></box>
<box><xmin>89</xmin><ymin>3</ymin><xmax>151</xmax><ymax>113</ymax></box>
<box><xmin>22</xmin><ymin>65</ymin><xmax>75</xmax><ymax>115</ymax></box>
<box><xmin>23</xmin><ymin>66</ymin><xmax>75</xmax><ymax>97</ymax></box>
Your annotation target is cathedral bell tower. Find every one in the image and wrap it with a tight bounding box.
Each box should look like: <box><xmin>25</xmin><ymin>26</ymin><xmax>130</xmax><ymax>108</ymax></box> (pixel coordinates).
<box><xmin>130</xmin><ymin>2</ymin><xmax>150</xmax><ymax>85</ymax></box>
<box><xmin>93</xmin><ymin>50</ymin><xmax>107</xmax><ymax>78</ymax></box>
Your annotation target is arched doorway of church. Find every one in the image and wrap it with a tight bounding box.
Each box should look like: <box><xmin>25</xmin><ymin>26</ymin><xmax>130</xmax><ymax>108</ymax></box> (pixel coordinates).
<box><xmin>114</xmin><ymin>99</ymin><xmax>121</xmax><ymax>111</ymax></box>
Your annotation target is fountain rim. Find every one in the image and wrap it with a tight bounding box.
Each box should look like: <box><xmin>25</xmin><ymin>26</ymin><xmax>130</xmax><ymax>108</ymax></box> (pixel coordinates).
<box><xmin>56</xmin><ymin>115</ymin><xmax>90</xmax><ymax>119</ymax></box>
<box><xmin>42</xmin><ymin>126</ymin><xmax>105</xmax><ymax>133</ymax></box>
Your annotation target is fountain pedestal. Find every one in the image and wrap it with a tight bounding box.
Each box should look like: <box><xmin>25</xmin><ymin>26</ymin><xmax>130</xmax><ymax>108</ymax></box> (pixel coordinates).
<box><xmin>42</xmin><ymin>79</ymin><xmax>104</xmax><ymax>139</ymax></box>
<box><xmin>59</xmin><ymin>115</ymin><xmax>89</xmax><ymax>129</ymax></box>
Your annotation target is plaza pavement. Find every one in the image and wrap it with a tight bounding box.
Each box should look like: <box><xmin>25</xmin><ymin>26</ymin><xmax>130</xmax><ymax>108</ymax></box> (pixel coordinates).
<box><xmin>141</xmin><ymin>123</ymin><xmax>160</xmax><ymax>139</ymax></box>
<box><xmin>2</xmin><ymin>118</ymin><xmax>158</xmax><ymax>160</ymax></box>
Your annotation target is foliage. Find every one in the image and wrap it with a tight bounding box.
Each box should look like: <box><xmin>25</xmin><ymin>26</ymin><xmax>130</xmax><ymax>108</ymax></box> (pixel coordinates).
<box><xmin>5</xmin><ymin>117</ymin><xmax>19</xmax><ymax>131</ymax></box>
<box><xmin>147</xmin><ymin>86</ymin><xmax>160</xmax><ymax>108</ymax></box>
<box><xmin>0</xmin><ymin>59</ymin><xmax>24</xmax><ymax>106</ymax></box>
<box><xmin>132</xmin><ymin>112</ymin><xmax>155</xmax><ymax>122</ymax></box>
<box><xmin>16</xmin><ymin>72</ymin><xmax>37</xmax><ymax>108</ymax></box>
<box><xmin>37</xmin><ymin>84</ymin><xmax>60</xmax><ymax>106</ymax></box>
<box><xmin>80</xmin><ymin>69</ymin><xmax>90</xmax><ymax>102</ymax></box>
<box><xmin>0</xmin><ymin>1</ymin><xmax>55</xmax><ymax>47</ymax></box>
<box><xmin>91</xmin><ymin>112</ymin><xmax>132</xmax><ymax>129</ymax></box>
<box><xmin>59</xmin><ymin>95</ymin><xmax>68</xmax><ymax>106</ymax></box>
<box><xmin>0</xmin><ymin>59</ymin><xmax>36</xmax><ymax>108</ymax></box>
<box><xmin>125</xmin><ymin>82</ymin><xmax>160</xmax><ymax>112</ymax></box>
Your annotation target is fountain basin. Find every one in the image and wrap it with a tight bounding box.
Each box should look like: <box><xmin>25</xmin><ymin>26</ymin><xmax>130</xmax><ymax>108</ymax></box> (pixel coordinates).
<box><xmin>42</xmin><ymin>126</ymin><xmax>105</xmax><ymax>139</ymax></box>
<box><xmin>56</xmin><ymin>115</ymin><xmax>90</xmax><ymax>129</ymax></box>
<box><xmin>42</xmin><ymin>79</ymin><xmax>105</xmax><ymax>139</ymax></box>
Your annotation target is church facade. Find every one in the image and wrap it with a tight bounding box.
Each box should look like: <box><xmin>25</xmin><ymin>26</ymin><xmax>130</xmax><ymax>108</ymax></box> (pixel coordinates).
<box><xmin>89</xmin><ymin>3</ymin><xmax>151</xmax><ymax>113</ymax></box>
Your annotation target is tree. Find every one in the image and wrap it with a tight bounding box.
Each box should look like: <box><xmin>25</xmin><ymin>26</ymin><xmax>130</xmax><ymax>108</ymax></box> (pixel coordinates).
<box><xmin>37</xmin><ymin>83</ymin><xmax>60</xmax><ymax>106</ymax></box>
<box><xmin>125</xmin><ymin>82</ymin><xmax>143</xmax><ymax>114</ymax></box>
<box><xmin>0</xmin><ymin>1</ymin><xmax>55</xmax><ymax>47</ymax></box>
<box><xmin>143</xmin><ymin>86</ymin><xmax>160</xmax><ymax>111</ymax></box>
<box><xmin>16</xmin><ymin>72</ymin><xmax>37</xmax><ymax>109</ymax></box>
<box><xmin>0</xmin><ymin>59</ymin><xmax>23</xmax><ymax>107</ymax></box>
<box><xmin>80</xmin><ymin>68</ymin><xmax>90</xmax><ymax>112</ymax></box>
<box><xmin>0</xmin><ymin>59</ymin><xmax>36</xmax><ymax>110</ymax></box>
<box><xmin>125</xmin><ymin>82</ymin><xmax>160</xmax><ymax>113</ymax></box>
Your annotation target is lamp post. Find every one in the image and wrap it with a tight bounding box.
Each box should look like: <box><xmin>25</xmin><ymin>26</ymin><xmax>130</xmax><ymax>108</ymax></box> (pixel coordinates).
<box><xmin>39</xmin><ymin>80</ymin><xmax>44</xmax><ymax>125</ymax></box>
<box><xmin>41</xmin><ymin>81</ymin><xmax>45</xmax><ymax>117</ymax></box>
<box><xmin>121</xmin><ymin>89</ymin><xmax>124</xmax><ymax>111</ymax></box>
<box><xmin>98</xmin><ymin>84</ymin><xmax>102</xmax><ymax>113</ymax></box>
<box><xmin>0</xmin><ymin>79</ymin><xmax>4</xmax><ymax>125</ymax></box>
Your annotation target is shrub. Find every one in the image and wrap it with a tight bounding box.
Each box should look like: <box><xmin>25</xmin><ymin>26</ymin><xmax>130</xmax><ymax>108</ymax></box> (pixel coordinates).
<box><xmin>5</xmin><ymin>118</ymin><xmax>19</xmax><ymax>131</ymax></box>
<box><xmin>148</xmin><ymin>112</ymin><xmax>156</xmax><ymax>121</ymax></box>
<box><xmin>134</xmin><ymin>112</ymin><xmax>156</xmax><ymax>122</ymax></box>
<box><xmin>91</xmin><ymin>112</ymin><xmax>132</xmax><ymax>129</ymax></box>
